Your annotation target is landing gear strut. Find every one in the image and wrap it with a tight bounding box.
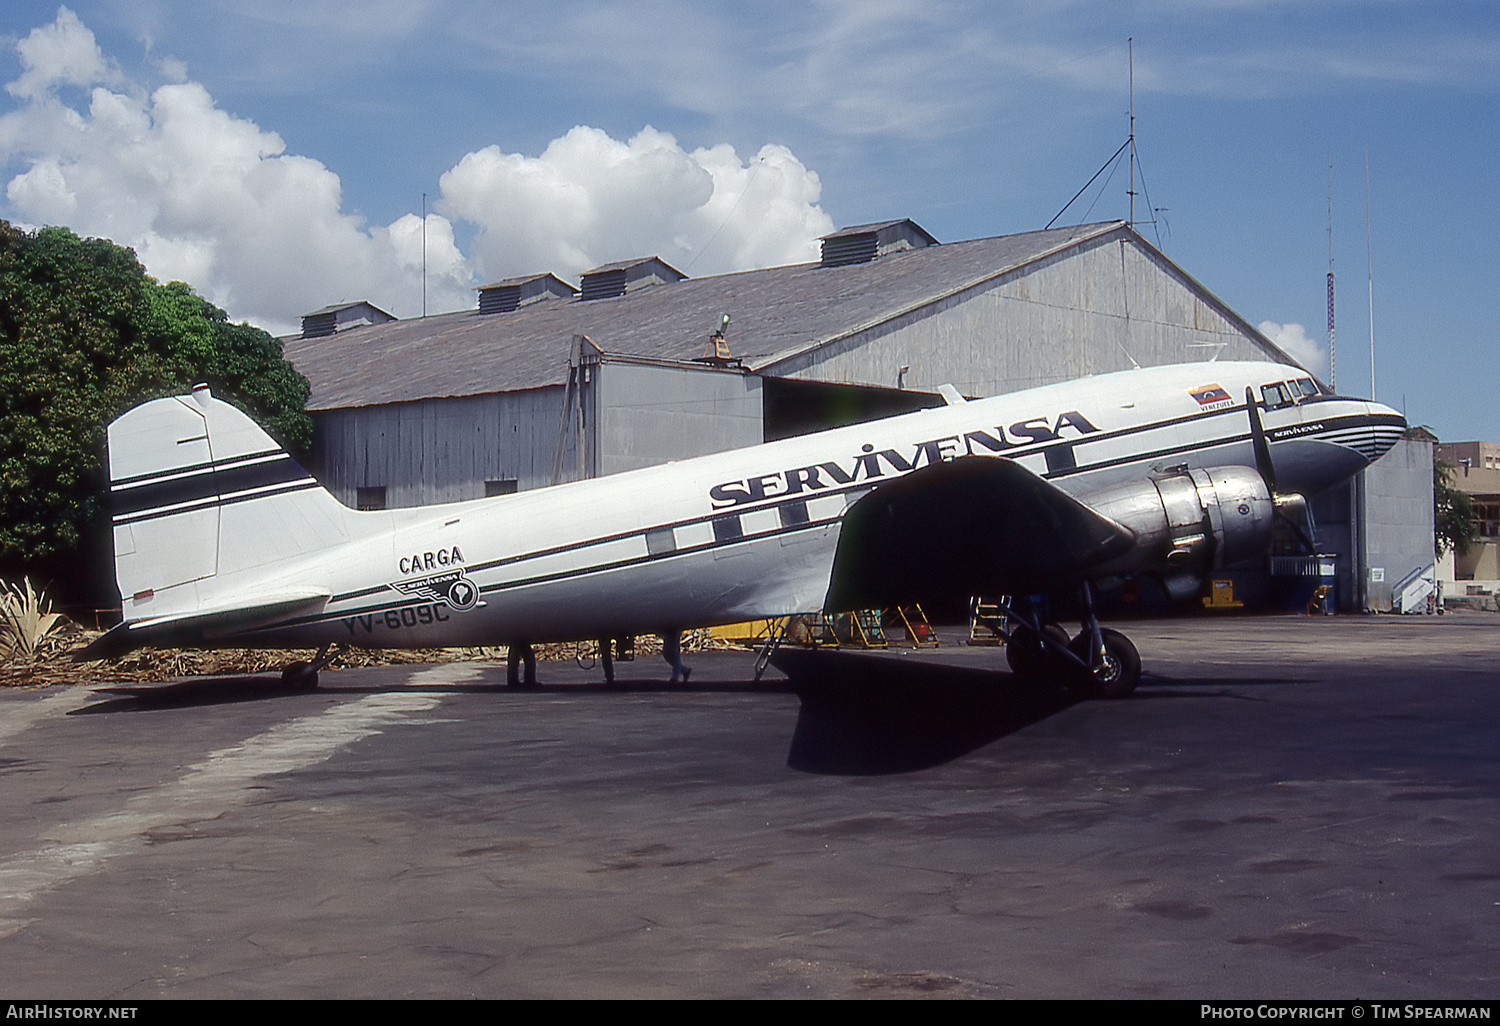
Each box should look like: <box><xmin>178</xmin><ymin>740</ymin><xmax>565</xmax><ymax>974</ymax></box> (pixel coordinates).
<box><xmin>281</xmin><ymin>643</ymin><xmax>346</xmax><ymax>690</ymax></box>
<box><xmin>507</xmin><ymin>642</ymin><xmax>538</xmax><ymax>688</ymax></box>
<box><xmin>1066</xmin><ymin>626</ymin><xmax>1141</xmax><ymax>699</ymax></box>
<box><xmin>997</xmin><ymin>587</ymin><xmax>1141</xmax><ymax>699</ymax></box>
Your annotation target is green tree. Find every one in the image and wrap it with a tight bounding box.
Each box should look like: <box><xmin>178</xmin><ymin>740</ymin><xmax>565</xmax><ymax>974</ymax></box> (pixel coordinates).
<box><xmin>0</xmin><ymin>221</ymin><xmax>311</xmax><ymax>604</ymax></box>
<box><xmin>1434</xmin><ymin>459</ymin><xmax>1479</xmax><ymax>559</ymax></box>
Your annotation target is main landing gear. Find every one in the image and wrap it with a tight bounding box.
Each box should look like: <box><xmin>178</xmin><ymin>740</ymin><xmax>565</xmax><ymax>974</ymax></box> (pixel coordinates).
<box><xmin>280</xmin><ymin>643</ymin><xmax>347</xmax><ymax>690</ymax></box>
<box><xmin>506</xmin><ymin>642</ymin><xmax>538</xmax><ymax>689</ymax></box>
<box><xmin>993</xmin><ymin>586</ymin><xmax>1141</xmax><ymax>699</ymax></box>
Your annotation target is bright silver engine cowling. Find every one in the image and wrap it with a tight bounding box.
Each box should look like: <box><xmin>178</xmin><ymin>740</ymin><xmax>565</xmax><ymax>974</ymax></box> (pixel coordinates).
<box><xmin>1077</xmin><ymin>466</ymin><xmax>1276</xmax><ymax>592</ymax></box>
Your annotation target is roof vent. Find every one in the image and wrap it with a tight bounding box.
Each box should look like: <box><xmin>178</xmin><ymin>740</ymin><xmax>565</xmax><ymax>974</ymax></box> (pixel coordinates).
<box><xmin>819</xmin><ymin>219</ymin><xmax>938</xmax><ymax>268</ymax></box>
<box><xmin>300</xmin><ymin>301</ymin><xmax>396</xmax><ymax>339</ymax></box>
<box><xmin>578</xmin><ymin>256</ymin><xmax>686</xmax><ymax>302</ymax></box>
<box><xmin>475</xmin><ymin>273</ymin><xmax>577</xmax><ymax>315</ymax></box>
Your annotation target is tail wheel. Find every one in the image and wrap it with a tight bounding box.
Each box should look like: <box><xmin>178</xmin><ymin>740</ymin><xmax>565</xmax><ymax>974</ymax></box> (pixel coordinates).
<box><xmin>1067</xmin><ymin>628</ymin><xmax>1141</xmax><ymax>699</ymax></box>
<box><xmin>281</xmin><ymin>661</ymin><xmax>319</xmax><ymax>691</ymax></box>
<box><xmin>1005</xmin><ymin>623</ymin><xmax>1070</xmax><ymax>679</ymax></box>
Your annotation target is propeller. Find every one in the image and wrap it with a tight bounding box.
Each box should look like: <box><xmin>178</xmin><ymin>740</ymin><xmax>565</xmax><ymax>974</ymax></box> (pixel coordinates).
<box><xmin>1245</xmin><ymin>386</ymin><xmax>1278</xmax><ymax>494</ymax></box>
<box><xmin>1246</xmin><ymin>386</ymin><xmax>1320</xmax><ymax>555</ymax></box>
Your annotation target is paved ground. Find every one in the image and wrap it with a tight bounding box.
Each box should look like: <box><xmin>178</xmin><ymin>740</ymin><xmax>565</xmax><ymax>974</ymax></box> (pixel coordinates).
<box><xmin>0</xmin><ymin>613</ymin><xmax>1497</xmax><ymax>999</ymax></box>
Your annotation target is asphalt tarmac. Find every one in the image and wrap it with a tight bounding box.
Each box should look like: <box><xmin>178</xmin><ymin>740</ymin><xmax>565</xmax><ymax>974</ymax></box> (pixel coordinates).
<box><xmin>0</xmin><ymin>613</ymin><xmax>1497</xmax><ymax>1000</ymax></box>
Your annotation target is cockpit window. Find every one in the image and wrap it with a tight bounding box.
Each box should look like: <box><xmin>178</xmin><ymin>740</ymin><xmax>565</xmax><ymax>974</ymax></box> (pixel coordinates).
<box><xmin>1293</xmin><ymin>378</ymin><xmax>1320</xmax><ymax>397</ymax></box>
<box><xmin>1261</xmin><ymin>382</ymin><xmax>1294</xmax><ymax>409</ymax></box>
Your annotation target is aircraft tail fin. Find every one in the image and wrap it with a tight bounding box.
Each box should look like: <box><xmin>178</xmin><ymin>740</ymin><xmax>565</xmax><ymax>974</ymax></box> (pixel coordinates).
<box><xmin>107</xmin><ymin>385</ymin><xmax>354</xmax><ymax>624</ymax></box>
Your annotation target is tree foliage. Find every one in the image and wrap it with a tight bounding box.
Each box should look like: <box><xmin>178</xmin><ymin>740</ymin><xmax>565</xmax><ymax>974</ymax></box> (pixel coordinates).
<box><xmin>1434</xmin><ymin>459</ymin><xmax>1479</xmax><ymax>559</ymax></box>
<box><xmin>0</xmin><ymin>220</ymin><xmax>311</xmax><ymax>601</ymax></box>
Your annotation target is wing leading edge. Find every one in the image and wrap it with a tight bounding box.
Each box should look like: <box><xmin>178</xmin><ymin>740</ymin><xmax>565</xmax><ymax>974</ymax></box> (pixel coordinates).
<box><xmin>823</xmin><ymin>456</ymin><xmax>1135</xmax><ymax>612</ymax></box>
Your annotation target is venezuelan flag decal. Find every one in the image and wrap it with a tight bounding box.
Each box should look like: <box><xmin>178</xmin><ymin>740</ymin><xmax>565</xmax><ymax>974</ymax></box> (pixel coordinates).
<box><xmin>1188</xmin><ymin>383</ymin><xmax>1233</xmax><ymax>406</ymax></box>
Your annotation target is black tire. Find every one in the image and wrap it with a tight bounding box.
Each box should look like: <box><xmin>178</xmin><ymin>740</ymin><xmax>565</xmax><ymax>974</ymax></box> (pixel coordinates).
<box><xmin>1005</xmin><ymin>623</ymin><xmax>1069</xmax><ymax>679</ymax></box>
<box><xmin>281</xmin><ymin>661</ymin><xmax>319</xmax><ymax>690</ymax></box>
<box><xmin>1066</xmin><ymin>628</ymin><xmax>1141</xmax><ymax>699</ymax></box>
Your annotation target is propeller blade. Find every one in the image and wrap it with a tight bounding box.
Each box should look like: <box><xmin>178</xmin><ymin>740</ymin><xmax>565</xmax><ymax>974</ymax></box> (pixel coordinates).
<box><xmin>1245</xmin><ymin>386</ymin><xmax>1278</xmax><ymax>494</ymax></box>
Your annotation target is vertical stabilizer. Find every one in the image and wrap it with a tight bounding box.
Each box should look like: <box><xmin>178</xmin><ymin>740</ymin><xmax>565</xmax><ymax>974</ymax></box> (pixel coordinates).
<box><xmin>107</xmin><ymin>386</ymin><xmax>354</xmax><ymax>621</ymax></box>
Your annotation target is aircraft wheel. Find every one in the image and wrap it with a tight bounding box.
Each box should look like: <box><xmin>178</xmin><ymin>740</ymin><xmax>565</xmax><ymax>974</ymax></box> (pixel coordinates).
<box><xmin>1005</xmin><ymin>623</ymin><xmax>1069</xmax><ymax>679</ymax></box>
<box><xmin>1067</xmin><ymin>628</ymin><xmax>1140</xmax><ymax>699</ymax></box>
<box><xmin>281</xmin><ymin>661</ymin><xmax>319</xmax><ymax>690</ymax></box>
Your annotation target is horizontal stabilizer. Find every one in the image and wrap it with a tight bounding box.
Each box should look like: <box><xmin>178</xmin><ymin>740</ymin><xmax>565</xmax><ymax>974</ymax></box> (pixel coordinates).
<box><xmin>78</xmin><ymin>591</ymin><xmax>330</xmax><ymax>660</ymax></box>
<box><xmin>824</xmin><ymin>456</ymin><xmax>1134</xmax><ymax>612</ymax></box>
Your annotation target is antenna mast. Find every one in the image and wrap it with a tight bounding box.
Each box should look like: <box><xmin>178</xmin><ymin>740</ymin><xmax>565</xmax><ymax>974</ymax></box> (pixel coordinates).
<box><xmin>1044</xmin><ymin>38</ymin><xmax>1157</xmax><ymax>235</ymax></box>
<box><xmin>1365</xmin><ymin>149</ymin><xmax>1375</xmax><ymax>399</ymax></box>
<box><xmin>1327</xmin><ymin>159</ymin><xmax>1336</xmax><ymax>389</ymax></box>
<box><xmin>421</xmin><ymin>192</ymin><xmax>428</xmax><ymax>319</ymax></box>
<box><xmin>1128</xmin><ymin>37</ymin><xmax>1136</xmax><ymax>226</ymax></box>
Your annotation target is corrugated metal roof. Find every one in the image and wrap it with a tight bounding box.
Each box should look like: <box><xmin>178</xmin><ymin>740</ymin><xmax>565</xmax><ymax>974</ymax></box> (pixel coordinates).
<box><xmin>282</xmin><ymin>221</ymin><xmax>1231</xmax><ymax>411</ymax></box>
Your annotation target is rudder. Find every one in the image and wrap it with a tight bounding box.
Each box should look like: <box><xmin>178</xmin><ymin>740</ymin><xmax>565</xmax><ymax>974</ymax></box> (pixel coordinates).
<box><xmin>108</xmin><ymin>384</ymin><xmax>353</xmax><ymax>622</ymax></box>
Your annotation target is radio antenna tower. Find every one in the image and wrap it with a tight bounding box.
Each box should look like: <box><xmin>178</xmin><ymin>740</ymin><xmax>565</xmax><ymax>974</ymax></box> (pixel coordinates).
<box><xmin>1366</xmin><ymin>149</ymin><xmax>1375</xmax><ymax>400</ymax></box>
<box><xmin>1046</xmin><ymin>37</ymin><xmax>1163</xmax><ymax>248</ymax></box>
<box><xmin>1128</xmin><ymin>38</ymin><xmax>1136</xmax><ymax>226</ymax></box>
<box><xmin>1327</xmin><ymin>160</ymin><xmax>1336</xmax><ymax>390</ymax></box>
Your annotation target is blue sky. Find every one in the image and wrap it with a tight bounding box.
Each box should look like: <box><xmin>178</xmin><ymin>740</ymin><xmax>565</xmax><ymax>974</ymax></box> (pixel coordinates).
<box><xmin>0</xmin><ymin>2</ymin><xmax>1494</xmax><ymax>440</ymax></box>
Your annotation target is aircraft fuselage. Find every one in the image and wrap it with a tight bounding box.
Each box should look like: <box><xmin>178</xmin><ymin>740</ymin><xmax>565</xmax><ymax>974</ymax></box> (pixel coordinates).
<box><xmin>169</xmin><ymin>360</ymin><xmax>1401</xmax><ymax>650</ymax></box>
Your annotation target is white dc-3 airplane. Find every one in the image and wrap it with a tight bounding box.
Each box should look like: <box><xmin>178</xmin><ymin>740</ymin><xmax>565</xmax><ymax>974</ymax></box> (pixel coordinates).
<box><xmin>83</xmin><ymin>360</ymin><xmax>1406</xmax><ymax>696</ymax></box>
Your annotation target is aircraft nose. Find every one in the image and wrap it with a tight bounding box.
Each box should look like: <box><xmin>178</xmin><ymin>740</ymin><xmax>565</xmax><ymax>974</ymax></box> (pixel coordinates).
<box><xmin>1359</xmin><ymin>400</ymin><xmax>1407</xmax><ymax>464</ymax></box>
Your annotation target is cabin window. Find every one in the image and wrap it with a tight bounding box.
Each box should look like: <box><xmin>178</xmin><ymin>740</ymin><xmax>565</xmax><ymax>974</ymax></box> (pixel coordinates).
<box><xmin>645</xmin><ymin>527</ymin><xmax>676</xmax><ymax>555</ymax></box>
<box><xmin>356</xmin><ymin>486</ymin><xmax>387</xmax><ymax>511</ymax></box>
<box><xmin>485</xmin><ymin>479</ymin><xmax>518</xmax><ymax>497</ymax></box>
<box><xmin>712</xmin><ymin>515</ymin><xmax>744</xmax><ymax>543</ymax></box>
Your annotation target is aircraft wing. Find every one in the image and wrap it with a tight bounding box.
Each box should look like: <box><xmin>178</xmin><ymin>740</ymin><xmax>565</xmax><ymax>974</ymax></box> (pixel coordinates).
<box><xmin>824</xmin><ymin>456</ymin><xmax>1134</xmax><ymax>612</ymax></box>
<box><xmin>78</xmin><ymin>590</ymin><xmax>331</xmax><ymax>660</ymax></box>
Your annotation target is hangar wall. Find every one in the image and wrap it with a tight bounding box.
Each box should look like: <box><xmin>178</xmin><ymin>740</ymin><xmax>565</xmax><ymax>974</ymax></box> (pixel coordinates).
<box><xmin>1306</xmin><ymin>484</ymin><xmax>1356</xmax><ymax>610</ymax></box>
<box><xmin>766</xmin><ymin>235</ymin><xmax>1277</xmax><ymax>396</ymax></box>
<box><xmin>1359</xmin><ymin>438</ymin><xmax>1436</xmax><ymax>611</ymax></box>
<box><xmin>309</xmin><ymin>358</ymin><xmax>766</xmax><ymax>510</ymax></box>
<box><xmin>308</xmin><ymin>386</ymin><xmax>572</xmax><ymax>509</ymax></box>
<box><xmin>585</xmin><ymin>358</ymin><xmax>763</xmax><ymax>477</ymax></box>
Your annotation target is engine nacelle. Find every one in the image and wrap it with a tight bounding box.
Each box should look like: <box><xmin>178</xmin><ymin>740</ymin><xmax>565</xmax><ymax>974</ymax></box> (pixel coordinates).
<box><xmin>1078</xmin><ymin>466</ymin><xmax>1276</xmax><ymax>589</ymax></box>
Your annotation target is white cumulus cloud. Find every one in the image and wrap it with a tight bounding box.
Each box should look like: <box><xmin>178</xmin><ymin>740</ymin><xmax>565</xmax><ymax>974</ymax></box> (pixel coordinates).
<box><xmin>438</xmin><ymin>125</ymin><xmax>832</xmax><ymax>283</ymax></box>
<box><xmin>1258</xmin><ymin>319</ymin><xmax>1328</xmax><ymax>377</ymax></box>
<box><xmin>0</xmin><ymin>11</ymin><xmax>469</xmax><ymax>335</ymax></box>
<box><xmin>0</xmin><ymin>10</ymin><xmax>834</xmax><ymax>336</ymax></box>
<box><xmin>5</xmin><ymin>6</ymin><xmax>122</xmax><ymax>101</ymax></box>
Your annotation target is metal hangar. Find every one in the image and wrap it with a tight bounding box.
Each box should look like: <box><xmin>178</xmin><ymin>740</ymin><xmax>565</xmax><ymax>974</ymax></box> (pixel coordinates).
<box><xmin>283</xmin><ymin>219</ymin><xmax>1293</xmax><ymax>501</ymax></box>
<box><xmin>279</xmin><ymin>217</ymin><xmax>1429</xmax><ymax>611</ymax></box>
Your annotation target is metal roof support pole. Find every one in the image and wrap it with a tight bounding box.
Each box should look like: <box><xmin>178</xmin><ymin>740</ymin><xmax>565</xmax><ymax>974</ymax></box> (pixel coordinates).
<box><xmin>550</xmin><ymin>336</ymin><xmax>585</xmax><ymax>486</ymax></box>
<box><xmin>576</xmin><ymin>360</ymin><xmax>587</xmax><ymax>482</ymax></box>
